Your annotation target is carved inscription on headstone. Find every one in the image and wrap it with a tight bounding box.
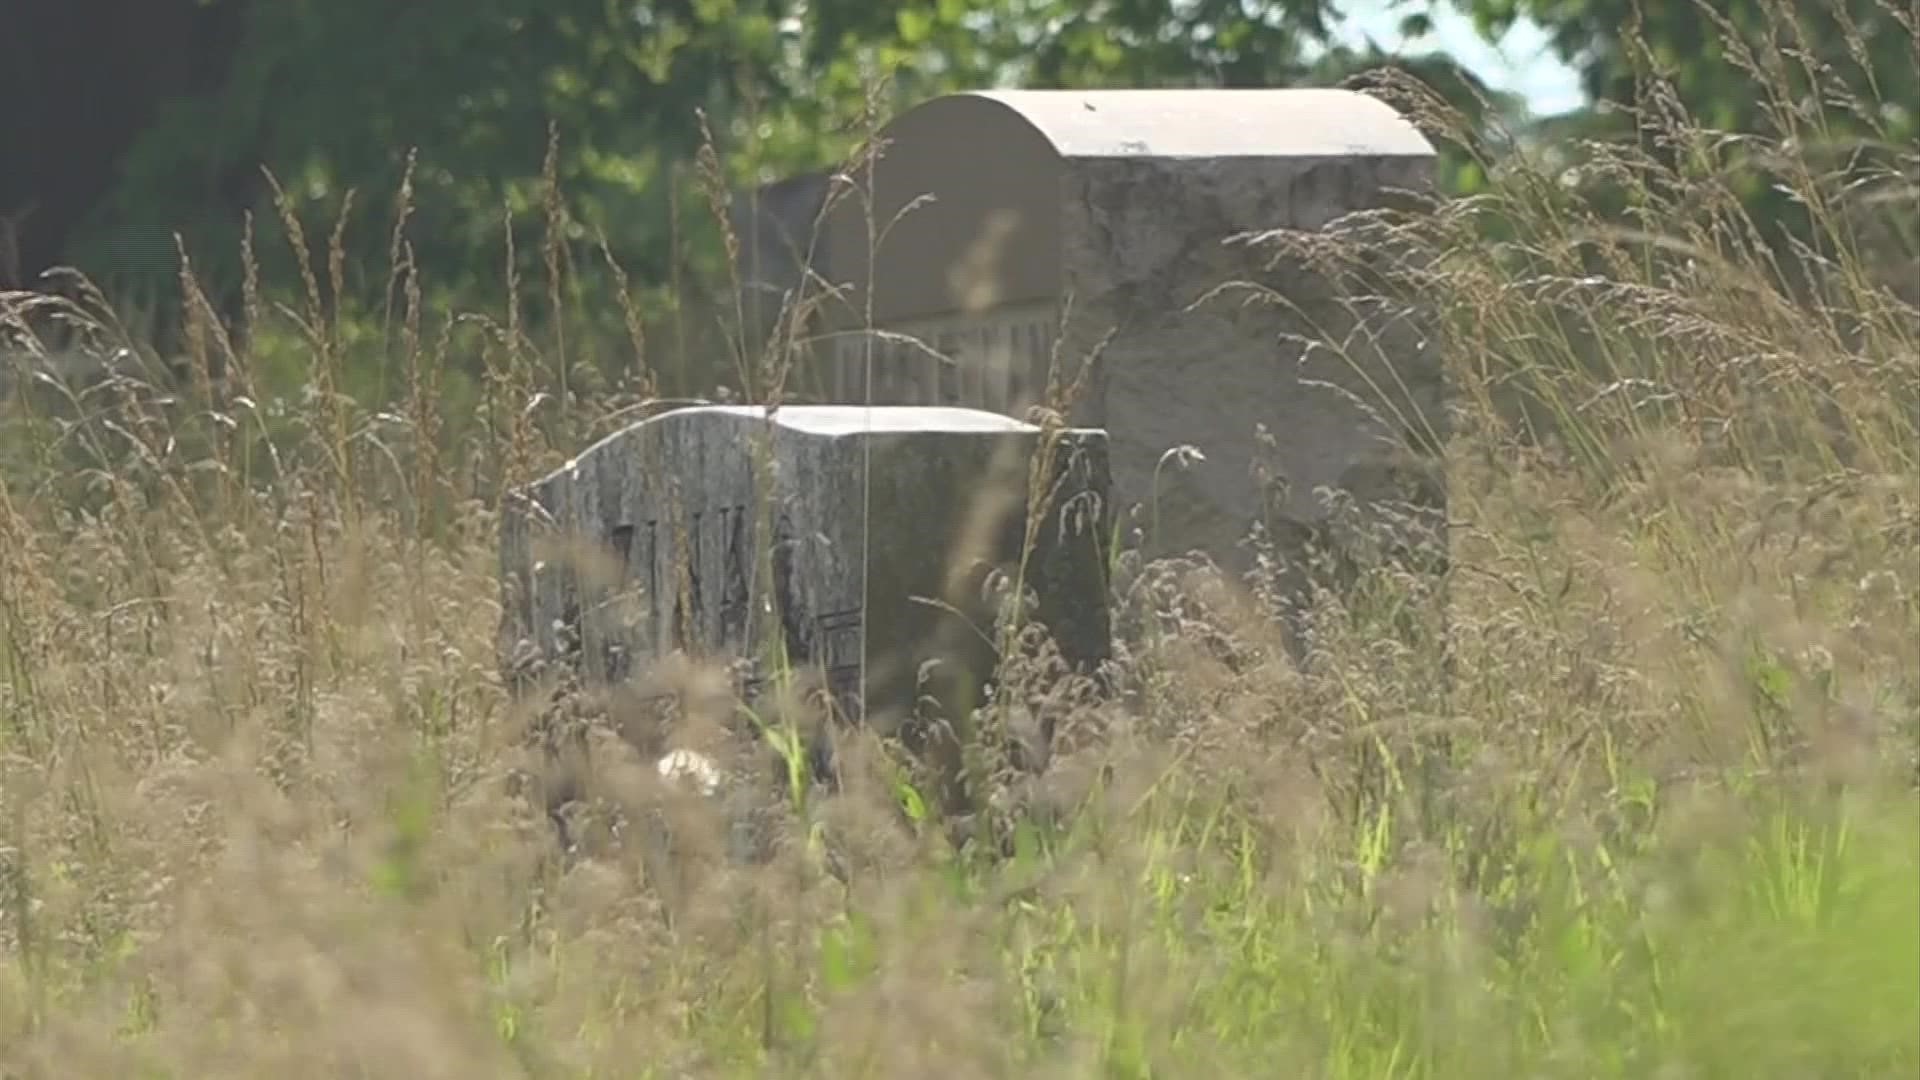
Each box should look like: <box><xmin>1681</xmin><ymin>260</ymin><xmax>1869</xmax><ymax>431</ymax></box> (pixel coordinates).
<box><xmin>824</xmin><ymin>300</ymin><xmax>1059</xmax><ymax>414</ymax></box>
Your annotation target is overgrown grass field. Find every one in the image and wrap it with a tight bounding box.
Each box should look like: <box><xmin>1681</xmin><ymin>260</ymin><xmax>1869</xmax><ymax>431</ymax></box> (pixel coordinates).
<box><xmin>1</xmin><ymin>53</ymin><xmax>1917</xmax><ymax>1080</ymax></box>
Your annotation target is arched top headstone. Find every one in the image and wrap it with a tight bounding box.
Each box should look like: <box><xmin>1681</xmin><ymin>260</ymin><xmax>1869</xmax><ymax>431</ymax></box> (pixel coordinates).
<box><xmin>818</xmin><ymin>88</ymin><xmax>1436</xmax><ymax>327</ymax></box>
<box><xmin>955</xmin><ymin>88</ymin><xmax>1437</xmax><ymax>160</ymax></box>
<box><xmin>803</xmin><ymin>87</ymin><xmax>1446</xmax><ymax>577</ymax></box>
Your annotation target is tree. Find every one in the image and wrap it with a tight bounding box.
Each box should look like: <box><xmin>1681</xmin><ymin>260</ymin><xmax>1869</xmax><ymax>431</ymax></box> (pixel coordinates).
<box><xmin>68</xmin><ymin>0</ymin><xmax>1352</xmax><ymax>288</ymax></box>
<box><xmin>7</xmin><ymin>0</ymin><xmax>1540</xmax><ymax>402</ymax></box>
<box><xmin>1446</xmin><ymin>0</ymin><xmax>1917</xmax><ymax>198</ymax></box>
<box><xmin>1454</xmin><ymin>0</ymin><xmax>1914</xmax><ymax>135</ymax></box>
<box><xmin>19</xmin><ymin>0</ymin><xmax>1380</xmax><ymax>387</ymax></box>
<box><xmin>0</xmin><ymin>0</ymin><xmax>247</xmax><ymax>299</ymax></box>
<box><xmin>1428</xmin><ymin>0</ymin><xmax>1915</xmax><ymax>300</ymax></box>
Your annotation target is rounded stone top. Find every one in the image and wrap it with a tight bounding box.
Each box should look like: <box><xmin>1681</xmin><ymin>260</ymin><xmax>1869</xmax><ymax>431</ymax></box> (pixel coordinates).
<box><xmin>814</xmin><ymin>87</ymin><xmax>1437</xmax><ymax>326</ymax></box>
<box><xmin>916</xmin><ymin>88</ymin><xmax>1436</xmax><ymax>160</ymax></box>
<box><xmin>695</xmin><ymin>404</ymin><xmax>1044</xmax><ymax>436</ymax></box>
<box><xmin>550</xmin><ymin>404</ymin><xmax>1081</xmax><ymax>485</ymax></box>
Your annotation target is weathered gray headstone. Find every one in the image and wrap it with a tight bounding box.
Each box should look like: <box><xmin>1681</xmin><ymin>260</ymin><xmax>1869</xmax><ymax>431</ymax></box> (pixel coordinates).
<box><xmin>498</xmin><ymin>405</ymin><xmax>1112</xmax><ymax>734</ymax></box>
<box><xmin>797</xmin><ymin>88</ymin><xmax>1446</xmax><ymax>584</ymax></box>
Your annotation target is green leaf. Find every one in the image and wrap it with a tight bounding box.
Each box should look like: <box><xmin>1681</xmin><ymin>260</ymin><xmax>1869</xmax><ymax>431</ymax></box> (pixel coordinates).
<box><xmin>896</xmin><ymin>6</ymin><xmax>934</xmax><ymax>44</ymax></box>
<box><xmin>896</xmin><ymin>778</ymin><xmax>928</xmax><ymax>823</ymax></box>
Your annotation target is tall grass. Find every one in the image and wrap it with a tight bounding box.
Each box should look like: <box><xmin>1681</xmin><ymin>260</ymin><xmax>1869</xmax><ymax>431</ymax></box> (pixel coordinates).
<box><xmin>1</xmin><ymin>16</ymin><xmax>1917</xmax><ymax>1077</ymax></box>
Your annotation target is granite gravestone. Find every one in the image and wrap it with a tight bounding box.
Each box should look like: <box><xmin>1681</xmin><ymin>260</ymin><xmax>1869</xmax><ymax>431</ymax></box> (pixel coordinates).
<box><xmin>792</xmin><ymin>88</ymin><xmax>1446</xmax><ymax>583</ymax></box>
<box><xmin>498</xmin><ymin>405</ymin><xmax>1112</xmax><ymax>734</ymax></box>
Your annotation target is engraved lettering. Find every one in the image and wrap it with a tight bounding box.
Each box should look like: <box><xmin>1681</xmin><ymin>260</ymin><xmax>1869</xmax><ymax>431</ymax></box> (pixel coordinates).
<box><xmin>823</xmin><ymin>302</ymin><xmax>1062</xmax><ymax>416</ymax></box>
<box><xmin>610</xmin><ymin>524</ymin><xmax>635</xmax><ymax>573</ymax></box>
<box><xmin>815</xmin><ymin>609</ymin><xmax>864</xmax><ymax>720</ymax></box>
<box><xmin>689</xmin><ymin>509</ymin><xmax>705</xmax><ymax>631</ymax></box>
<box><xmin>644</xmin><ymin>520</ymin><xmax>659</xmax><ymax>629</ymax></box>
<box><xmin>671</xmin><ymin>504</ymin><xmax>695</xmax><ymax>651</ymax></box>
<box><xmin>719</xmin><ymin>505</ymin><xmax>750</xmax><ymax>648</ymax></box>
<box><xmin>603</xmin><ymin>523</ymin><xmax>638</xmax><ymax>681</ymax></box>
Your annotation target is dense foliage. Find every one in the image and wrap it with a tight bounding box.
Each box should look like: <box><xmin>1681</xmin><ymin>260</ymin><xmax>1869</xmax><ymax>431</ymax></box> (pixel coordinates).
<box><xmin>33</xmin><ymin>0</ymin><xmax>1355</xmax><ymax>312</ymax></box>
<box><xmin>6</xmin><ymin>0</ymin><xmax>1902</xmax><ymax>393</ymax></box>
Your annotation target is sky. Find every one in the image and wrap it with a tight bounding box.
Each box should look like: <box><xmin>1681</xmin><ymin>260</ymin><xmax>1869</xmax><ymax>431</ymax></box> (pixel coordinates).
<box><xmin>1325</xmin><ymin>1</ymin><xmax>1588</xmax><ymax>116</ymax></box>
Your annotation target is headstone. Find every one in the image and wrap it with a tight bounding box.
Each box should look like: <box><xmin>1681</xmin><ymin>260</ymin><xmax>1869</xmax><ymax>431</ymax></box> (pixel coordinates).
<box><xmin>727</xmin><ymin>170</ymin><xmax>834</xmax><ymax>358</ymax></box>
<box><xmin>799</xmin><ymin>88</ymin><xmax>1447</xmax><ymax>583</ymax></box>
<box><xmin>498</xmin><ymin>405</ymin><xmax>1112</xmax><ymax>735</ymax></box>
